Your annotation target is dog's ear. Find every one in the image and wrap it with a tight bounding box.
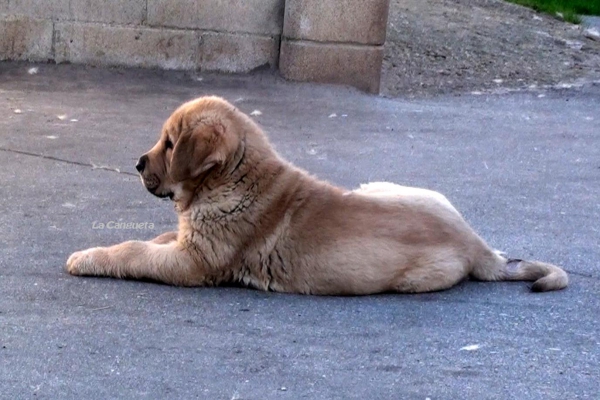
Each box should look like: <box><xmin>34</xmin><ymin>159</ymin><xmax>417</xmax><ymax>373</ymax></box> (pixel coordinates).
<box><xmin>170</xmin><ymin>123</ymin><xmax>226</xmax><ymax>182</ymax></box>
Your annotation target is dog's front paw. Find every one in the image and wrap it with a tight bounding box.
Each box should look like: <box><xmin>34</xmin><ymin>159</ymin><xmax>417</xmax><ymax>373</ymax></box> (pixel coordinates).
<box><xmin>66</xmin><ymin>248</ymin><xmax>105</xmax><ymax>276</ymax></box>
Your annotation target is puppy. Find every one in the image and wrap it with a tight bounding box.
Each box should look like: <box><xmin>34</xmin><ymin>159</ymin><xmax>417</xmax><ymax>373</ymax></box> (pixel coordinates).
<box><xmin>66</xmin><ymin>96</ymin><xmax>568</xmax><ymax>294</ymax></box>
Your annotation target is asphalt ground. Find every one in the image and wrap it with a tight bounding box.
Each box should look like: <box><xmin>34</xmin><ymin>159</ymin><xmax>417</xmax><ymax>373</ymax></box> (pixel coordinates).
<box><xmin>0</xmin><ymin>62</ymin><xmax>599</xmax><ymax>399</ymax></box>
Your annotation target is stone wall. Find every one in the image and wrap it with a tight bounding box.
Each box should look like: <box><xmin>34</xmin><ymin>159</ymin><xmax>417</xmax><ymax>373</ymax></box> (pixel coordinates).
<box><xmin>280</xmin><ymin>0</ymin><xmax>389</xmax><ymax>93</ymax></box>
<box><xmin>0</xmin><ymin>0</ymin><xmax>389</xmax><ymax>93</ymax></box>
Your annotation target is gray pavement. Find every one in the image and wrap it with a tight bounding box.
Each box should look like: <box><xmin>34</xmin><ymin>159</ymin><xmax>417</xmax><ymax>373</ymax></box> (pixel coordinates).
<box><xmin>582</xmin><ymin>16</ymin><xmax>600</xmax><ymax>30</ymax></box>
<box><xmin>0</xmin><ymin>62</ymin><xmax>599</xmax><ymax>399</ymax></box>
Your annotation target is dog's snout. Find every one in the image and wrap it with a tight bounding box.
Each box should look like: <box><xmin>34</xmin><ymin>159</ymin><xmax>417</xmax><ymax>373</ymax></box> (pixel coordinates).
<box><xmin>136</xmin><ymin>155</ymin><xmax>148</xmax><ymax>173</ymax></box>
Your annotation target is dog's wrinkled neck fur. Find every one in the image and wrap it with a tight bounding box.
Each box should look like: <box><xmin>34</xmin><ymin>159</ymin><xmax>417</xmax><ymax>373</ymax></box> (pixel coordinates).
<box><xmin>173</xmin><ymin>111</ymin><xmax>277</xmax><ymax>214</ymax></box>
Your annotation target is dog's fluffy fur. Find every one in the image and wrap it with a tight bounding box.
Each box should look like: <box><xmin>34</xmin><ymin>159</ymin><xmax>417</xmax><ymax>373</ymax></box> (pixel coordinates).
<box><xmin>66</xmin><ymin>96</ymin><xmax>568</xmax><ymax>294</ymax></box>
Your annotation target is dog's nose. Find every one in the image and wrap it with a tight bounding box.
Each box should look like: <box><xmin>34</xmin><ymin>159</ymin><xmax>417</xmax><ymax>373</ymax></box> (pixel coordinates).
<box><xmin>136</xmin><ymin>155</ymin><xmax>148</xmax><ymax>173</ymax></box>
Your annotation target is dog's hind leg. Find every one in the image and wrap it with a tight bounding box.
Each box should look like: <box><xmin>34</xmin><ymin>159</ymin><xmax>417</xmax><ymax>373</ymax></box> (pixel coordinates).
<box><xmin>393</xmin><ymin>253</ymin><xmax>470</xmax><ymax>293</ymax></box>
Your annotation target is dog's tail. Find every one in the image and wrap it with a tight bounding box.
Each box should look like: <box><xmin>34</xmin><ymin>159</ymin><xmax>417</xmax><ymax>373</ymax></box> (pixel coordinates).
<box><xmin>470</xmin><ymin>250</ymin><xmax>568</xmax><ymax>292</ymax></box>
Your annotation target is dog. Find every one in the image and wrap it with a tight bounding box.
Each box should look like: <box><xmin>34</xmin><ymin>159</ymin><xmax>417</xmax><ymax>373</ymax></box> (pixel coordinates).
<box><xmin>66</xmin><ymin>96</ymin><xmax>568</xmax><ymax>294</ymax></box>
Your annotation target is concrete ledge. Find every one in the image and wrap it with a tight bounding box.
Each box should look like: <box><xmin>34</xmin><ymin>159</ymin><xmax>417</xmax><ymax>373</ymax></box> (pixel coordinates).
<box><xmin>53</xmin><ymin>22</ymin><xmax>279</xmax><ymax>73</ymax></box>
<box><xmin>148</xmin><ymin>0</ymin><xmax>284</xmax><ymax>35</ymax></box>
<box><xmin>0</xmin><ymin>0</ymin><xmax>390</xmax><ymax>92</ymax></box>
<box><xmin>283</xmin><ymin>0</ymin><xmax>389</xmax><ymax>45</ymax></box>
<box><xmin>0</xmin><ymin>16</ymin><xmax>53</xmax><ymax>61</ymax></box>
<box><xmin>199</xmin><ymin>33</ymin><xmax>279</xmax><ymax>73</ymax></box>
<box><xmin>279</xmin><ymin>40</ymin><xmax>383</xmax><ymax>93</ymax></box>
<box><xmin>8</xmin><ymin>0</ymin><xmax>69</xmax><ymax>20</ymax></box>
<box><xmin>69</xmin><ymin>0</ymin><xmax>146</xmax><ymax>25</ymax></box>
<box><xmin>7</xmin><ymin>0</ymin><xmax>144</xmax><ymax>24</ymax></box>
<box><xmin>54</xmin><ymin>23</ymin><xmax>200</xmax><ymax>69</ymax></box>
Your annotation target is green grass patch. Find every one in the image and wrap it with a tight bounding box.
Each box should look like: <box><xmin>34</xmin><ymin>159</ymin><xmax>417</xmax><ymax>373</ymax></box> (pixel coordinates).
<box><xmin>507</xmin><ymin>0</ymin><xmax>600</xmax><ymax>23</ymax></box>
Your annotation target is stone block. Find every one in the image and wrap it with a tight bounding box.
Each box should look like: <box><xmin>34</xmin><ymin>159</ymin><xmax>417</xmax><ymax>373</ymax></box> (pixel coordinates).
<box><xmin>54</xmin><ymin>23</ymin><xmax>200</xmax><ymax>70</ymax></box>
<box><xmin>9</xmin><ymin>0</ymin><xmax>70</xmax><ymax>20</ymax></box>
<box><xmin>280</xmin><ymin>40</ymin><xmax>383</xmax><ymax>93</ymax></box>
<box><xmin>283</xmin><ymin>0</ymin><xmax>390</xmax><ymax>45</ymax></box>
<box><xmin>148</xmin><ymin>0</ymin><xmax>284</xmax><ymax>35</ymax></box>
<box><xmin>52</xmin><ymin>23</ymin><xmax>279</xmax><ymax>73</ymax></box>
<box><xmin>199</xmin><ymin>32</ymin><xmax>279</xmax><ymax>73</ymax></box>
<box><xmin>69</xmin><ymin>0</ymin><xmax>146</xmax><ymax>25</ymax></box>
<box><xmin>0</xmin><ymin>16</ymin><xmax>53</xmax><ymax>61</ymax></box>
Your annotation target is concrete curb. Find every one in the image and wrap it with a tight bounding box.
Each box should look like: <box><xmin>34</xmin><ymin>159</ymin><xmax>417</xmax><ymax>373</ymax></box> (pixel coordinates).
<box><xmin>280</xmin><ymin>0</ymin><xmax>390</xmax><ymax>93</ymax></box>
<box><xmin>280</xmin><ymin>40</ymin><xmax>384</xmax><ymax>93</ymax></box>
<box><xmin>0</xmin><ymin>0</ymin><xmax>390</xmax><ymax>92</ymax></box>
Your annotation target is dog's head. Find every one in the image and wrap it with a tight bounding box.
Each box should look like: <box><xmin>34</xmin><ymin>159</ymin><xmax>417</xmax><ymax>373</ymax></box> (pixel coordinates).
<box><xmin>136</xmin><ymin>96</ymin><xmax>242</xmax><ymax>200</ymax></box>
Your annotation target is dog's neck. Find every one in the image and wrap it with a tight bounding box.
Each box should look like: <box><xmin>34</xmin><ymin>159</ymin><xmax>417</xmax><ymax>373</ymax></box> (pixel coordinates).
<box><xmin>173</xmin><ymin>133</ymin><xmax>280</xmax><ymax>213</ymax></box>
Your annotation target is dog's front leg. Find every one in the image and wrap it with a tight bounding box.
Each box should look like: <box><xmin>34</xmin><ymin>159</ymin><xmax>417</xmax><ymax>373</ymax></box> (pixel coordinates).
<box><xmin>66</xmin><ymin>241</ymin><xmax>206</xmax><ymax>286</ymax></box>
<box><xmin>150</xmin><ymin>231</ymin><xmax>178</xmax><ymax>244</ymax></box>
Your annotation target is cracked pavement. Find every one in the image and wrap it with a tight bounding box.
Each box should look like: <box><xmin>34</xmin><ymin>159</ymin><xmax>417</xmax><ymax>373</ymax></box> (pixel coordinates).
<box><xmin>0</xmin><ymin>62</ymin><xmax>599</xmax><ymax>399</ymax></box>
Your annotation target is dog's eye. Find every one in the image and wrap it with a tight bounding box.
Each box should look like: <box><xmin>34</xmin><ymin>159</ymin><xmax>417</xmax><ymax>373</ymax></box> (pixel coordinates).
<box><xmin>165</xmin><ymin>139</ymin><xmax>173</xmax><ymax>150</ymax></box>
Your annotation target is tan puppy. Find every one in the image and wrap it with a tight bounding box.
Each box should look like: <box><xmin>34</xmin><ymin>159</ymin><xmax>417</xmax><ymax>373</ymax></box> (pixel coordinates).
<box><xmin>66</xmin><ymin>96</ymin><xmax>568</xmax><ymax>294</ymax></box>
